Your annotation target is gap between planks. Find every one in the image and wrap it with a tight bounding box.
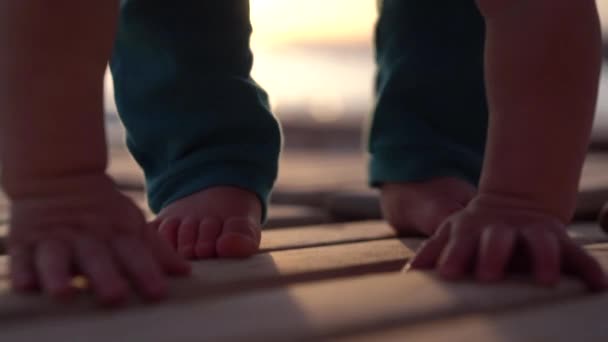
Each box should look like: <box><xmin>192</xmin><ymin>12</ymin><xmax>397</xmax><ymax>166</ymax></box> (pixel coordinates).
<box><xmin>0</xmin><ymin>238</ymin><xmax>420</xmax><ymax>321</ymax></box>
<box><xmin>0</xmin><ymin>245</ymin><xmax>607</xmax><ymax>341</ymax></box>
<box><xmin>1</xmin><ymin>220</ymin><xmax>607</xmax><ymax>256</ymax></box>
<box><xmin>0</xmin><ymin>269</ymin><xmax>591</xmax><ymax>342</ymax></box>
<box><xmin>334</xmin><ymin>294</ymin><xmax>608</xmax><ymax>342</ymax></box>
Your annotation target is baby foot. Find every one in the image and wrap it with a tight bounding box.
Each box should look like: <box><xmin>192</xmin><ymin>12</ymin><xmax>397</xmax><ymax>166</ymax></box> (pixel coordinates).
<box><xmin>155</xmin><ymin>186</ymin><xmax>262</xmax><ymax>259</ymax></box>
<box><xmin>380</xmin><ymin>177</ymin><xmax>476</xmax><ymax>236</ymax></box>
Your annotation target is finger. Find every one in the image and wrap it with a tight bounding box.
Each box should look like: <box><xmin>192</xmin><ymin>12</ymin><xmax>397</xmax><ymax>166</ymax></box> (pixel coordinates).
<box><xmin>74</xmin><ymin>236</ymin><xmax>130</xmax><ymax>306</ymax></box>
<box><xmin>143</xmin><ymin>225</ymin><xmax>191</xmax><ymax>276</ymax></box>
<box><xmin>438</xmin><ymin>234</ymin><xmax>478</xmax><ymax>280</ymax></box>
<box><xmin>157</xmin><ymin>218</ymin><xmax>180</xmax><ymax>250</ymax></box>
<box><xmin>35</xmin><ymin>240</ymin><xmax>74</xmax><ymax>299</ymax></box>
<box><xmin>408</xmin><ymin>225</ymin><xmax>450</xmax><ymax>270</ymax></box>
<box><xmin>8</xmin><ymin>245</ymin><xmax>38</xmax><ymax>292</ymax></box>
<box><xmin>195</xmin><ymin>217</ymin><xmax>222</xmax><ymax>259</ymax></box>
<box><xmin>561</xmin><ymin>238</ymin><xmax>608</xmax><ymax>292</ymax></box>
<box><xmin>521</xmin><ymin>227</ymin><xmax>560</xmax><ymax>287</ymax></box>
<box><xmin>112</xmin><ymin>236</ymin><xmax>167</xmax><ymax>300</ymax></box>
<box><xmin>476</xmin><ymin>225</ymin><xmax>517</xmax><ymax>282</ymax></box>
<box><xmin>177</xmin><ymin>218</ymin><xmax>198</xmax><ymax>259</ymax></box>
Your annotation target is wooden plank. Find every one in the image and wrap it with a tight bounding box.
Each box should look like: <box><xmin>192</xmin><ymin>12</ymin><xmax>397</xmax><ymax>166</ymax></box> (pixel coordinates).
<box><xmin>262</xmin><ymin>221</ymin><xmax>607</xmax><ymax>253</ymax></box>
<box><xmin>579</xmin><ymin>153</ymin><xmax>608</xmax><ymax>191</ymax></box>
<box><xmin>1</xmin><ymin>221</ymin><xmax>606</xmax><ymax>257</ymax></box>
<box><xmin>0</xmin><ymin>238</ymin><xmax>418</xmax><ymax>320</ymax></box>
<box><xmin>0</xmin><ymin>270</ymin><xmax>585</xmax><ymax>342</ymax></box>
<box><xmin>1</xmin><ymin>243</ymin><xmax>606</xmax><ymax>341</ymax></box>
<box><xmin>326</xmin><ymin>190</ymin><xmax>382</xmax><ymax>221</ymax></box>
<box><xmin>567</xmin><ymin>224</ymin><xmax>608</xmax><ymax>245</ymax></box>
<box><xmin>0</xmin><ymin>219</ymin><xmax>392</xmax><ymax>256</ymax></box>
<box><xmin>0</xmin><ymin>204</ymin><xmax>340</xmax><ymax>256</ymax></box>
<box><xmin>318</xmin><ymin>153</ymin><xmax>608</xmax><ymax>222</ymax></box>
<box><xmin>275</xmin><ymin>151</ymin><xmax>366</xmax><ymax>194</ymax></box>
<box><xmin>574</xmin><ymin>188</ymin><xmax>608</xmax><ymax>220</ymax></box>
<box><xmin>264</xmin><ymin>205</ymin><xmax>331</xmax><ymax>229</ymax></box>
<box><xmin>0</xmin><ymin>225</ymin><xmax>5</xmax><ymax>255</ymax></box>
<box><xmin>260</xmin><ymin>221</ymin><xmax>396</xmax><ymax>252</ymax></box>
<box><xmin>577</xmin><ymin>153</ymin><xmax>608</xmax><ymax>218</ymax></box>
<box><xmin>270</xmin><ymin>189</ymin><xmax>333</xmax><ymax>207</ymax></box>
<box><xmin>108</xmin><ymin>150</ymin><xmax>608</xmax><ymax>213</ymax></box>
<box><xmin>326</xmin><ymin>187</ymin><xmax>608</xmax><ymax>222</ymax></box>
<box><xmin>336</xmin><ymin>253</ymin><xmax>608</xmax><ymax>342</ymax></box>
<box><xmin>0</xmin><ymin>190</ymin><xmax>7</xmax><ymax>224</ymax></box>
<box><xmin>587</xmin><ymin>242</ymin><xmax>608</xmax><ymax>252</ymax></box>
<box><xmin>335</xmin><ymin>295</ymin><xmax>608</xmax><ymax>342</ymax></box>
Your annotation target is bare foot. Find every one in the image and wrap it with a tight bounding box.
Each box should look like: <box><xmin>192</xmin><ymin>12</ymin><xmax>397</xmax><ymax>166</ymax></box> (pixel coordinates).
<box><xmin>155</xmin><ymin>186</ymin><xmax>262</xmax><ymax>259</ymax></box>
<box><xmin>380</xmin><ymin>177</ymin><xmax>476</xmax><ymax>236</ymax></box>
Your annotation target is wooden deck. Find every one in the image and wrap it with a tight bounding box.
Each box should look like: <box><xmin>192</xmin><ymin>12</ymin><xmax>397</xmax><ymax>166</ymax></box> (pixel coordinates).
<box><xmin>1</xmin><ymin>150</ymin><xmax>608</xmax><ymax>341</ymax></box>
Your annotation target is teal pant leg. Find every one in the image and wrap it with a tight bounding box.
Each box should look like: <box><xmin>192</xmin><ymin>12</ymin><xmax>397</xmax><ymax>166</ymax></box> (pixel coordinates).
<box><xmin>110</xmin><ymin>0</ymin><xmax>281</xmax><ymax>218</ymax></box>
<box><xmin>369</xmin><ymin>0</ymin><xmax>487</xmax><ymax>186</ymax></box>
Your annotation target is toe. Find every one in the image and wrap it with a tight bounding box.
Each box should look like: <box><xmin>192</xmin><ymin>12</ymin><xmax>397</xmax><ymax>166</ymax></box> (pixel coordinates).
<box><xmin>177</xmin><ymin>218</ymin><xmax>198</xmax><ymax>259</ymax></box>
<box><xmin>194</xmin><ymin>217</ymin><xmax>222</xmax><ymax>259</ymax></box>
<box><xmin>216</xmin><ymin>217</ymin><xmax>260</xmax><ymax>258</ymax></box>
<box><xmin>158</xmin><ymin>218</ymin><xmax>180</xmax><ymax>249</ymax></box>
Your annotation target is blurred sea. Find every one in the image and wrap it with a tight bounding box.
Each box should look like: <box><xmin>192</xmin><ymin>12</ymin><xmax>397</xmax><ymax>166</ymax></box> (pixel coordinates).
<box><xmin>103</xmin><ymin>44</ymin><xmax>608</xmax><ymax>145</ymax></box>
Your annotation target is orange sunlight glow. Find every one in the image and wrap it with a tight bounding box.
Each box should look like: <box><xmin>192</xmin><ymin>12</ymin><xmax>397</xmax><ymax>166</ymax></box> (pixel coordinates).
<box><xmin>250</xmin><ymin>0</ymin><xmax>608</xmax><ymax>49</ymax></box>
<box><xmin>250</xmin><ymin>0</ymin><xmax>377</xmax><ymax>48</ymax></box>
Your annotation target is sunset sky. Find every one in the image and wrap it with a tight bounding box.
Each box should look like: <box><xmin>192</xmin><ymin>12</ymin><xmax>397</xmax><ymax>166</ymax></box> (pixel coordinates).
<box><xmin>250</xmin><ymin>0</ymin><xmax>376</xmax><ymax>48</ymax></box>
<box><xmin>250</xmin><ymin>0</ymin><xmax>608</xmax><ymax>48</ymax></box>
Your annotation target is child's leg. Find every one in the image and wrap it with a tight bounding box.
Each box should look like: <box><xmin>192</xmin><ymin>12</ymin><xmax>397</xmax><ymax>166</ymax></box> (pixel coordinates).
<box><xmin>110</xmin><ymin>0</ymin><xmax>281</xmax><ymax>258</ymax></box>
<box><xmin>369</xmin><ymin>0</ymin><xmax>487</xmax><ymax>234</ymax></box>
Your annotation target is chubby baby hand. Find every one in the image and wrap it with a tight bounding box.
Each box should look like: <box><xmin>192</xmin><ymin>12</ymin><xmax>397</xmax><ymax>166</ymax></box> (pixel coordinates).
<box><xmin>7</xmin><ymin>173</ymin><xmax>190</xmax><ymax>306</ymax></box>
<box><xmin>408</xmin><ymin>193</ymin><xmax>608</xmax><ymax>291</ymax></box>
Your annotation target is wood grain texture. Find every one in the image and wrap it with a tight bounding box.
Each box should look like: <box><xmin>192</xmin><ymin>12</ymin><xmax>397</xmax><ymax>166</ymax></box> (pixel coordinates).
<box><xmin>0</xmin><ymin>190</ymin><xmax>7</xmax><ymax>224</ymax></box>
<box><xmin>0</xmin><ymin>241</ymin><xmax>607</xmax><ymax>341</ymax></box>
<box><xmin>1</xmin><ymin>221</ymin><xmax>606</xmax><ymax>256</ymax></box>
<box><xmin>579</xmin><ymin>153</ymin><xmax>608</xmax><ymax>191</ymax></box>
<box><xmin>0</xmin><ymin>271</ymin><xmax>586</xmax><ymax>342</ymax></box>
<box><xmin>337</xmin><ymin>286</ymin><xmax>608</xmax><ymax>342</ymax></box>
<box><xmin>0</xmin><ymin>238</ymin><xmax>418</xmax><ymax>320</ymax></box>
<box><xmin>260</xmin><ymin>221</ymin><xmax>397</xmax><ymax>252</ymax></box>
<box><xmin>265</xmin><ymin>206</ymin><xmax>331</xmax><ymax>228</ymax></box>
<box><xmin>261</xmin><ymin>221</ymin><xmax>607</xmax><ymax>253</ymax></box>
<box><xmin>327</xmin><ymin>187</ymin><xmax>608</xmax><ymax>222</ymax></box>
